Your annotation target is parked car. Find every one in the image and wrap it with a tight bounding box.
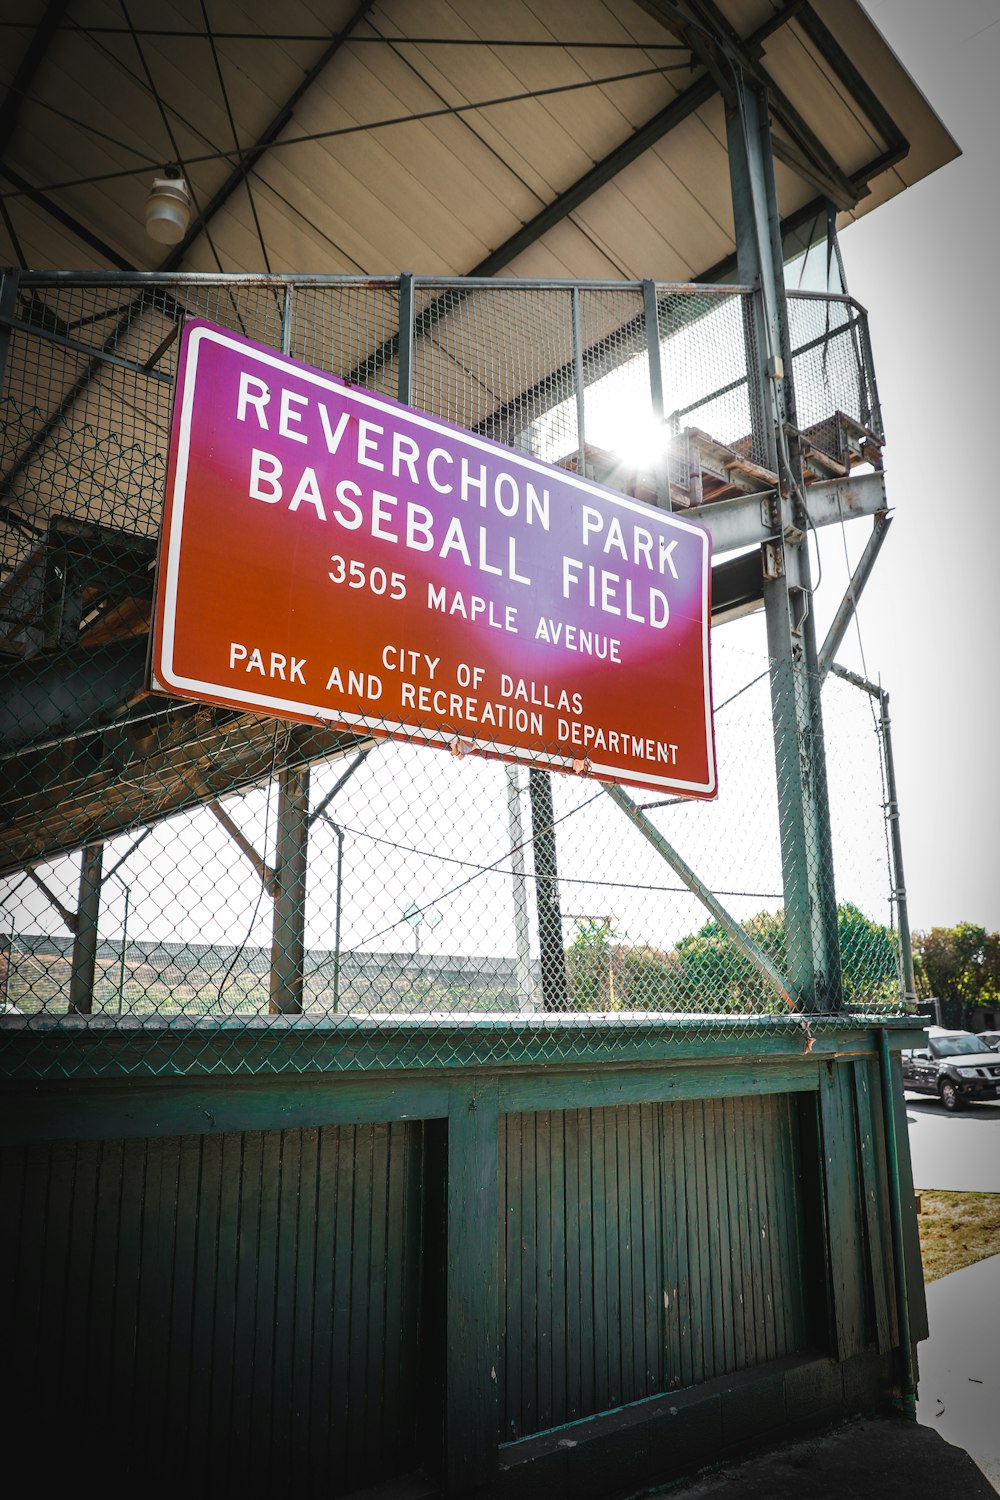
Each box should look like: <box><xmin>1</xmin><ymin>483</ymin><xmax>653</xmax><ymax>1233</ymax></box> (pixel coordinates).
<box><xmin>900</xmin><ymin>1026</ymin><xmax>1000</xmax><ymax>1110</ymax></box>
<box><xmin>976</xmin><ymin>1031</ymin><xmax>1000</xmax><ymax>1051</ymax></box>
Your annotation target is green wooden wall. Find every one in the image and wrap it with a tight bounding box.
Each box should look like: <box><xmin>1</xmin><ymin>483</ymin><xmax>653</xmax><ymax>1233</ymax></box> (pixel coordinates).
<box><xmin>499</xmin><ymin>1096</ymin><xmax>809</xmax><ymax>1440</ymax></box>
<box><xmin>0</xmin><ymin>1024</ymin><xmax>928</xmax><ymax>1496</ymax></box>
<box><xmin>1</xmin><ymin>1121</ymin><xmax>431</xmax><ymax>1494</ymax></box>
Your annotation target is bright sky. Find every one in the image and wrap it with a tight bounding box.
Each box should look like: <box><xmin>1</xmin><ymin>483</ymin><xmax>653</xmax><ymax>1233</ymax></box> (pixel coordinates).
<box><xmin>815</xmin><ymin>0</ymin><xmax>1000</xmax><ymax>934</ymax></box>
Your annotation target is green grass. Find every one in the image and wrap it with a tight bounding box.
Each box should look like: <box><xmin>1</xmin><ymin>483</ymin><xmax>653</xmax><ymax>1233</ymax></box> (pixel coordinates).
<box><xmin>916</xmin><ymin>1190</ymin><xmax>1000</xmax><ymax>1282</ymax></box>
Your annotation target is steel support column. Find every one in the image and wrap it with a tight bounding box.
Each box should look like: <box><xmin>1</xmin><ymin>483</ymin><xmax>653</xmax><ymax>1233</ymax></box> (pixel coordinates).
<box><xmin>68</xmin><ymin>842</ymin><xmax>103</xmax><ymax>1014</ymax></box>
<box><xmin>269</xmin><ymin>764</ymin><xmax>310</xmax><ymax>1014</ymax></box>
<box><xmin>528</xmin><ymin>766</ymin><xmax>568</xmax><ymax>1011</ymax></box>
<box><xmin>830</xmin><ymin>663</ymin><xmax>917</xmax><ymax>1007</ymax></box>
<box><xmin>505</xmin><ymin>765</ymin><xmax>535</xmax><ymax>1011</ymax></box>
<box><xmin>727</xmin><ymin>77</ymin><xmax>842</xmax><ymax>1009</ymax></box>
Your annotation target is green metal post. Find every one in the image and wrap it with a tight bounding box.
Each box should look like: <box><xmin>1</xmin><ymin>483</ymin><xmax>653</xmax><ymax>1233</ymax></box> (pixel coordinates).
<box><xmin>829</xmin><ymin>664</ymin><xmax>917</xmax><ymax>1009</ymax></box>
<box><xmin>529</xmin><ymin>766</ymin><xmax>568</xmax><ymax>1011</ymax></box>
<box><xmin>726</xmin><ymin>76</ymin><xmax>842</xmax><ymax>1010</ymax></box>
<box><xmin>269</xmin><ymin>764</ymin><xmax>310</xmax><ymax>1015</ymax></box>
<box><xmin>399</xmin><ymin>272</ymin><xmax>415</xmax><ymax>403</ymax></box>
<box><xmin>879</xmin><ymin>692</ymin><xmax>917</xmax><ymax>1005</ymax></box>
<box><xmin>332</xmin><ymin>821</ymin><xmax>344</xmax><ymax>1013</ymax></box>
<box><xmin>0</xmin><ymin>268</ymin><xmax>18</xmax><ymax>400</ymax></box>
<box><xmin>68</xmin><ymin>842</ymin><xmax>103</xmax><ymax>1014</ymax></box>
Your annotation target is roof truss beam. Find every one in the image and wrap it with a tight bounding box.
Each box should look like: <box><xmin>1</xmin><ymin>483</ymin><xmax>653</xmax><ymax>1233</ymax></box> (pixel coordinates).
<box><xmin>0</xmin><ymin>0</ymin><xmax>71</xmax><ymax>157</ymax></box>
<box><xmin>158</xmin><ymin>0</ymin><xmax>374</xmax><ymax>272</ymax></box>
<box><xmin>635</xmin><ymin>0</ymin><xmax>875</xmax><ymax>211</ymax></box>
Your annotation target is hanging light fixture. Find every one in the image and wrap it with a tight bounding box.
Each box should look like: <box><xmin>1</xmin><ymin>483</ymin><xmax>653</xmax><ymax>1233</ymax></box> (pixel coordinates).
<box><xmin>144</xmin><ymin>164</ymin><xmax>191</xmax><ymax>244</ymax></box>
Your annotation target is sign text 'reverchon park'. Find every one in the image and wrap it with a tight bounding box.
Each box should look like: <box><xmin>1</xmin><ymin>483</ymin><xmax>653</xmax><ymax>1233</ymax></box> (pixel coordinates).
<box><xmin>152</xmin><ymin>320</ymin><xmax>716</xmax><ymax>797</ymax></box>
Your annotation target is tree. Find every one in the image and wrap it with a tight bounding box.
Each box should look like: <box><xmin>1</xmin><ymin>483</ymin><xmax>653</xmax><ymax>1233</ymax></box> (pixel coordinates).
<box><xmin>668</xmin><ymin>902</ymin><xmax>899</xmax><ymax>1012</ymax></box>
<box><xmin>565</xmin><ymin>903</ymin><xmax>900</xmax><ymax>1014</ymax></box>
<box><xmin>913</xmin><ymin>923</ymin><xmax>1000</xmax><ymax>1030</ymax></box>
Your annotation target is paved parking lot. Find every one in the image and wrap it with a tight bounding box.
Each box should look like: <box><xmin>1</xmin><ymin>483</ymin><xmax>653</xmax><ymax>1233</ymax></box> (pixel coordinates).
<box><xmin>904</xmin><ymin>1093</ymin><xmax>1000</xmax><ymax>1192</ymax></box>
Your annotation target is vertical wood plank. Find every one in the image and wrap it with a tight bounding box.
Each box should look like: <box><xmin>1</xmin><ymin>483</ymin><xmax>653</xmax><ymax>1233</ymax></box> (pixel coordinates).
<box><xmin>309</xmin><ymin>1124</ymin><xmax>338</xmax><ymax>1483</ymax></box>
<box><xmin>347</xmin><ymin>1124</ymin><xmax>375</xmax><ymax>1485</ymax></box>
<box><xmin>888</xmin><ymin>1051</ymin><xmax>928</xmax><ymax>1344</ymax></box>
<box><xmin>615</xmin><ymin>1106</ymin><xmax>635</xmax><ymax>1403</ymax></box>
<box><xmin>365</xmin><ymin>1123</ymin><xmax>391</xmax><ymax>1462</ymax></box>
<box><xmin>710</xmin><ymin>1098</ymin><xmax>735</xmax><ymax>1374</ymax></box>
<box><xmin>548</xmin><ymin>1110</ymin><xmax>568</xmax><ymax>1427</ymax></box>
<box><xmin>500</xmin><ymin>1113</ymin><xmax>521</xmax><ymax>1440</ymax></box>
<box><xmin>819</xmin><ymin>1061</ymin><xmax>868</xmax><ymax>1359</ymax></box>
<box><xmin>577</xmin><ymin>1107</ymin><xmax>597</xmax><ymax>1419</ymax></box>
<box><xmin>271</xmin><ymin>1125</ymin><xmax>302</xmax><ymax>1477</ymax></box>
<box><xmin>738</xmin><ymin>1096</ymin><xmax>765</xmax><ymax>1366</ymax></box>
<box><xmin>165</xmin><ymin>1136</ymin><xmax>201</xmax><ymax>1472</ymax></box>
<box><xmin>720</xmin><ymin>1099</ymin><xmax>746</xmax><ymax>1372</ymax></box>
<box><xmin>445</xmin><ymin>1082</ymin><xmax>500</xmax><ymax>1493</ymax></box>
<box><xmin>187</xmin><ymin>1132</ymin><xmax>221</xmax><ymax>1480</ymax></box>
<box><xmin>853</xmin><ymin>1059</ymin><xmax>893</xmax><ymax>1353</ymax></box>
<box><xmin>535</xmin><ymin>1109</ymin><xmax>554</xmax><ymax>1431</ymax></box>
<box><xmin>657</xmin><ymin>1103</ymin><xmax>679</xmax><ymax>1391</ymax></box>
<box><xmin>230</xmin><ymin>1132</ymin><xmax>262</xmax><ymax>1476</ymax></box>
<box><xmin>591</xmin><ymin>1105</ymin><xmax>610</xmax><ymax>1414</ymax></box>
<box><xmin>249</xmin><ymin>1130</ymin><xmax>282</xmax><ymax>1484</ymax></box>
<box><xmin>381</xmin><ymin>1122</ymin><xmax>407</xmax><ymax>1461</ymax></box>
<box><xmin>683</xmin><ymin>1101</ymin><xmax>708</xmax><ymax>1383</ymax></box>
<box><xmin>213</xmin><ymin>1131</ymin><xmax>245</xmax><ymax>1484</ymax></box>
<box><xmin>638</xmin><ymin>1102</ymin><xmax>661</xmax><ymax>1396</ymax></box>
<box><xmin>563</xmin><ymin>1108</ymin><xmax>583</xmax><ymax>1421</ymax></box>
<box><xmin>605</xmin><ymin>1103</ymin><xmax>625</xmax><ymax>1408</ymax></box>
<box><xmin>290</xmin><ymin>1127</ymin><xmax>319</xmax><ymax>1484</ymax></box>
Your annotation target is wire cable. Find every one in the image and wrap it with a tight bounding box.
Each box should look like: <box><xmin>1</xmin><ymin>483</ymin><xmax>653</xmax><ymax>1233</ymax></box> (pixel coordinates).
<box><xmin>1</xmin><ymin>64</ymin><xmax>691</xmax><ymax>200</ymax></box>
<box><xmin>199</xmin><ymin>0</ymin><xmax>272</xmax><ymax>273</ymax></box>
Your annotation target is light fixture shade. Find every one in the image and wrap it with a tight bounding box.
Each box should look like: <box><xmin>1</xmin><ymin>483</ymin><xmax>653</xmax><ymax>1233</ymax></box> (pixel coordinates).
<box><xmin>145</xmin><ymin>176</ymin><xmax>191</xmax><ymax>244</ymax></box>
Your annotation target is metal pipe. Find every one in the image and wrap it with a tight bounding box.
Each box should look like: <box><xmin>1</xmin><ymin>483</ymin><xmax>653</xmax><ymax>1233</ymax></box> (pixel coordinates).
<box><xmin>879</xmin><ymin>691</ymin><xmax>917</xmax><ymax>1005</ymax></box>
<box><xmin>13</xmin><ymin>268</ymin><xmax>756</xmax><ymax>294</ymax></box>
<box><xmin>504</xmin><ymin>765</ymin><xmax>534</xmax><ymax>1011</ymax></box>
<box><xmin>308</xmin><ymin>745</ymin><xmax>372</xmax><ymax>826</ymax></box>
<box><xmin>332</xmin><ymin>821</ymin><xmax>344</xmax><ymax>1014</ymax></box>
<box><xmin>398</xmin><ymin>272</ymin><xmax>415</xmax><ymax>403</ymax></box>
<box><xmin>827</xmin><ymin>665</ymin><xmax>916</xmax><ymax>1006</ymax></box>
<box><xmin>818</xmin><ymin>511</ymin><xmax>892</xmax><ymax>681</ymax></box>
<box><xmin>269</xmin><ymin>764</ymin><xmax>310</xmax><ymax>1014</ymax></box>
<box><xmin>571</xmin><ymin>284</ymin><xmax>586</xmax><ymax>478</ymax></box>
<box><xmin>879</xmin><ymin>1027</ymin><xmax>917</xmax><ymax>1417</ymax></box>
<box><xmin>529</xmin><ymin>767</ymin><xmax>568</xmax><ymax>1012</ymax></box>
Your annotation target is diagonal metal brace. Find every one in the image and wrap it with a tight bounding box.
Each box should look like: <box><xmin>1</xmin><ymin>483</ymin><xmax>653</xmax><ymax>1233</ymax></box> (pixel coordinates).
<box><xmin>25</xmin><ymin>864</ymin><xmax>78</xmax><ymax>932</ymax></box>
<box><xmin>604</xmin><ymin>783</ymin><xmax>805</xmax><ymax>1023</ymax></box>
<box><xmin>208</xmin><ymin>799</ymin><xmax>277</xmax><ymax>897</ymax></box>
<box><xmin>818</xmin><ymin>510</ymin><xmax>892</xmax><ymax>681</ymax></box>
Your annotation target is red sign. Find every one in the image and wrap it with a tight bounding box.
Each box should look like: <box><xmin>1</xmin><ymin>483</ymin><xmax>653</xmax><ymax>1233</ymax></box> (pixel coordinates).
<box><xmin>151</xmin><ymin>320</ymin><xmax>716</xmax><ymax>797</ymax></box>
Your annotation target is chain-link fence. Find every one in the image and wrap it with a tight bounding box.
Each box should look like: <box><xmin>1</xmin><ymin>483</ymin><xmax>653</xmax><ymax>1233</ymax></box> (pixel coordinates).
<box><xmin>0</xmin><ymin>271</ymin><xmax>901</xmax><ymax>1076</ymax></box>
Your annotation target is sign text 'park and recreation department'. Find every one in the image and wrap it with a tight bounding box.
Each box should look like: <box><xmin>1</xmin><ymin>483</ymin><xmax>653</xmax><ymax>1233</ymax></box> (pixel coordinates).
<box><xmin>151</xmin><ymin>320</ymin><xmax>716</xmax><ymax>797</ymax></box>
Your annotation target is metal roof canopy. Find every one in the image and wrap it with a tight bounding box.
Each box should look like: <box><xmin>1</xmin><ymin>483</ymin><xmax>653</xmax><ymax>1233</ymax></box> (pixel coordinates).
<box><xmin>0</xmin><ymin>1</ymin><xmax>959</xmax><ymax>284</ymax></box>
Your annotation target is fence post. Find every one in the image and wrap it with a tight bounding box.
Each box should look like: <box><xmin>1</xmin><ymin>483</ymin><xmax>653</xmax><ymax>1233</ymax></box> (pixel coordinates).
<box><xmin>68</xmin><ymin>842</ymin><xmax>103</xmax><ymax>1014</ymax></box>
<box><xmin>269</xmin><ymin>765</ymin><xmax>309</xmax><ymax>1014</ymax></box>
<box><xmin>505</xmin><ymin>766</ymin><xmax>535</xmax><ymax>1010</ymax></box>
<box><xmin>0</xmin><ymin>268</ymin><xmax>18</xmax><ymax>401</ymax></box>
<box><xmin>399</xmin><ymin>272</ymin><xmax>415</xmax><ymax>404</ymax></box>
<box><xmin>726</xmin><ymin>75</ymin><xmax>842</xmax><ymax>1010</ymax></box>
<box><xmin>529</xmin><ymin>766</ymin><xmax>568</xmax><ymax>1011</ymax></box>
